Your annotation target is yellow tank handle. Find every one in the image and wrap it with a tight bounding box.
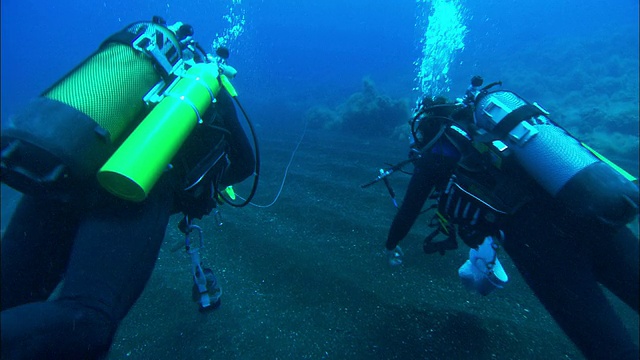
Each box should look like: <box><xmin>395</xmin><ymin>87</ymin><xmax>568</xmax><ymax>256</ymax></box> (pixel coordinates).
<box><xmin>581</xmin><ymin>142</ymin><xmax>638</xmax><ymax>184</ymax></box>
<box><xmin>219</xmin><ymin>75</ymin><xmax>238</xmax><ymax>97</ymax></box>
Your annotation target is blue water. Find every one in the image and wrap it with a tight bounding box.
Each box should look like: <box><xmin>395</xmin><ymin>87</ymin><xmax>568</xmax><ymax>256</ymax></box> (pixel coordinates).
<box><xmin>2</xmin><ymin>0</ymin><xmax>638</xmax><ymax>156</ymax></box>
<box><xmin>1</xmin><ymin>1</ymin><xmax>638</xmax><ymax>358</ymax></box>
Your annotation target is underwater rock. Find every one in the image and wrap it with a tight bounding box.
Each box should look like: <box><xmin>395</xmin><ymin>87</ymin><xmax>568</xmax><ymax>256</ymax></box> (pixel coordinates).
<box><xmin>305</xmin><ymin>77</ymin><xmax>410</xmax><ymax>137</ymax></box>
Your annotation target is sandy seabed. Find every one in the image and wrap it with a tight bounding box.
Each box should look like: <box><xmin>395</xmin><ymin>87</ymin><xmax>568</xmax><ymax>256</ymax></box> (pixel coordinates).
<box><xmin>107</xmin><ymin>129</ymin><xmax>638</xmax><ymax>360</ymax></box>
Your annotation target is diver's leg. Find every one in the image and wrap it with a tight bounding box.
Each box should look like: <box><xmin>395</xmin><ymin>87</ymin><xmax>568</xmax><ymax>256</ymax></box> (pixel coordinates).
<box><xmin>386</xmin><ymin>153</ymin><xmax>456</xmax><ymax>250</ymax></box>
<box><xmin>1</xmin><ymin>181</ymin><xmax>174</xmax><ymax>359</ymax></box>
<box><xmin>1</xmin><ymin>195</ymin><xmax>78</xmax><ymax>310</ymax></box>
<box><xmin>592</xmin><ymin>225</ymin><xmax>639</xmax><ymax>312</ymax></box>
<box><xmin>503</xmin><ymin>204</ymin><xmax>639</xmax><ymax>360</ymax></box>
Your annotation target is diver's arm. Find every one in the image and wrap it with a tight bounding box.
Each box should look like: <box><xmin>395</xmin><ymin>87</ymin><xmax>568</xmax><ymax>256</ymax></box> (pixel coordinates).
<box><xmin>214</xmin><ymin>89</ymin><xmax>255</xmax><ymax>186</ymax></box>
<box><xmin>385</xmin><ymin>138</ymin><xmax>460</xmax><ymax>250</ymax></box>
<box><xmin>385</xmin><ymin>155</ymin><xmax>436</xmax><ymax>250</ymax></box>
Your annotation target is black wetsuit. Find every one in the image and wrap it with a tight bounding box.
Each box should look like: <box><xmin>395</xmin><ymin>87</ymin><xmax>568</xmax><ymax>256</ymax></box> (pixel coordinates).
<box><xmin>386</xmin><ymin>139</ymin><xmax>461</xmax><ymax>252</ymax></box>
<box><xmin>386</xmin><ymin>133</ymin><xmax>639</xmax><ymax>360</ymax></box>
<box><xmin>1</xmin><ymin>90</ymin><xmax>255</xmax><ymax>359</ymax></box>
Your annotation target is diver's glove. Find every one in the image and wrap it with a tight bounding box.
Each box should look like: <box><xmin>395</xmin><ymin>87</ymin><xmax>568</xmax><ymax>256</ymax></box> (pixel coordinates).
<box><xmin>385</xmin><ymin>246</ymin><xmax>404</xmax><ymax>266</ymax></box>
<box><xmin>408</xmin><ymin>146</ymin><xmax>421</xmax><ymax>160</ymax></box>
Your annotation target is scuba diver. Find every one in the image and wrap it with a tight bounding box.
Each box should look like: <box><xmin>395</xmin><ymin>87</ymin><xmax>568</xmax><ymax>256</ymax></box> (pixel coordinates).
<box><xmin>1</xmin><ymin>16</ymin><xmax>258</xmax><ymax>359</ymax></box>
<box><xmin>364</xmin><ymin>76</ymin><xmax>639</xmax><ymax>359</ymax></box>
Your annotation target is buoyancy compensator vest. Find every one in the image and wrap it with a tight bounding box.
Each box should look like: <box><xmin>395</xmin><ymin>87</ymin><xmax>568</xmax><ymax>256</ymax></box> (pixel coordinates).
<box><xmin>171</xmin><ymin>94</ymin><xmax>234</xmax><ymax>220</ymax></box>
<box><xmin>411</xmin><ymin>101</ymin><xmax>537</xmax><ymax>249</ymax></box>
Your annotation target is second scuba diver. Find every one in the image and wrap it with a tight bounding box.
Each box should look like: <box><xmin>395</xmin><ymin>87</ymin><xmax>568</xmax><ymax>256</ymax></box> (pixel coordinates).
<box><xmin>366</xmin><ymin>76</ymin><xmax>639</xmax><ymax>360</ymax></box>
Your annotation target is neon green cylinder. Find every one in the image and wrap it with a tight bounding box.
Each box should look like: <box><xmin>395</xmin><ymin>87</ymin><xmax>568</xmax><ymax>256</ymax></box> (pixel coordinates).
<box><xmin>97</xmin><ymin>63</ymin><xmax>223</xmax><ymax>201</ymax></box>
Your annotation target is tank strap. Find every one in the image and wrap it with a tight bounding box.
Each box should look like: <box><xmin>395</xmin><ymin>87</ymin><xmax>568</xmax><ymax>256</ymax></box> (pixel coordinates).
<box><xmin>491</xmin><ymin>104</ymin><xmax>544</xmax><ymax>139</ymax></box>
<box><xmin>101</xmin><ymin>21</ymin><xmax>184</xmax><ymax>81</ymax></box>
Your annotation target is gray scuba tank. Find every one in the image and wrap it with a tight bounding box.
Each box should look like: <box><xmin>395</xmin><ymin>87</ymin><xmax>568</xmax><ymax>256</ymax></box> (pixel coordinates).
<box><xmin>473</xmin><ymin>90</ymin><xmax>638</xmax><ymax>226</ymax></box>
<box><xmin>474</xmin><ymin>91</ymin><xmax>598</xmax><ymax>196</ymax></box>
